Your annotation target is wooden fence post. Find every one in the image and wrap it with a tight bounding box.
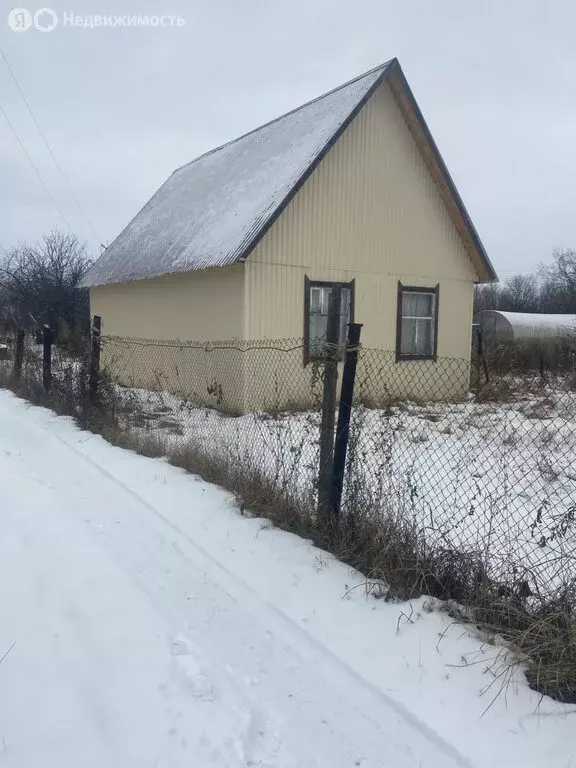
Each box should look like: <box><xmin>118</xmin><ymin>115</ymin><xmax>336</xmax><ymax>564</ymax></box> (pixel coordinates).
<box><xmin>42</xmin><ymin>325</ymin><xmax>52</xmax><ymax>393</ymax></box>
<box><xmin>330</xmin><ymin>322</ymin><xmax>363</xmax><ymax>520</ymax></box>
<box><xmin>13</xmin><ymin>329</ymin><xmax>24</xmax><ymax>382</ymax></box>
<box><xmin>89</xmin><ymin>315</ymin><xmax>101</xmax><ymax>404</ymax></box>
<box><xmin>317</xmin><ymin>285</ymin><xmax>341</xmax><ymax>519</ymax></box>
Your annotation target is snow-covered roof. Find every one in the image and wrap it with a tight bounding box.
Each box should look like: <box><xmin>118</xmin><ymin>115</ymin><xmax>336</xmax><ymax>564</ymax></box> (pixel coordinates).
<box><xmin>82</xmin><ymin>58</ymin><xmax>495</xmax><ymax>288</ymax></box>
<box><xmin>82</xmin><ymin>62</ymin><xmax>392</xmax><ymax>287</ymax></box>
<box><xmin>478</xmin><ymin>310</ymin><xmax>576</xmax><ymax>339</ymax></box>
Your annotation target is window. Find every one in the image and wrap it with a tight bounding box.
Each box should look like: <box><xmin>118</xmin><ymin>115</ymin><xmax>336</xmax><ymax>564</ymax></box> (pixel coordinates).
<box><xmin>304</xmin><ymin>278</ymin><xmax>354</xmax><ymax>362</ymax></box>
<box><xmin>396</xmin><ymin>282</ymin><xmax>439</xmax><ymax>360</ymax></box>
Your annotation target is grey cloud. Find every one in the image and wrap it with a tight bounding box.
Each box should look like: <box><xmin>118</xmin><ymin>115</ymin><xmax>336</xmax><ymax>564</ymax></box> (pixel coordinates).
<box><xmin>1</xmin><ymin>0</ymin><xmax>575</xmax><ymax>274</ymax></box>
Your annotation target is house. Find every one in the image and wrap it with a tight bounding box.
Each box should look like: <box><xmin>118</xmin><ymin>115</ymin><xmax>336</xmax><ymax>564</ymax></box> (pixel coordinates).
<box><xmin>82</xmin><ymin>57</ymin><xmax>496</xmax><ymax>411</ymax></box>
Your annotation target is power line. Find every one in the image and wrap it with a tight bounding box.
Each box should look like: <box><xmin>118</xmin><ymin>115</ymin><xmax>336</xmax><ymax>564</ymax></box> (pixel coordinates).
<box><xmin>0</xmin><ymin>47</ymin><xmax>102</xmax><ymax>245</ymax></box>
<box><xmin>0</xmin><ymin>100</ymin><xmax>74</xmax><ymax>233</ymax></box>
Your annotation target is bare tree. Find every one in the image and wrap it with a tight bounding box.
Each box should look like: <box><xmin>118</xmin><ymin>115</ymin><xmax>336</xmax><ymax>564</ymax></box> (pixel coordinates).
<box><xmin>538</xmin><ymin>276</ymin><xmax>565</xmax><ymax>313</ymax></box>
<box><xmin>476</xmin><ymin>250</ymin><xmax>576</xmax><ymax>319</ymax></box>
<box><xmin>539</xmin><ymin>249</ymin><xmax>576</xmax><ymax>312</ymax></box>
<box><xmin>501</xmin><ymin>274</ymin><xmax>539</xmax><ymax>312</ymax></box>
<box><xmin>0</xmin><ymin>231</ymin><xmax>92</xmax><ymax>334</ymax></box>
<box><xmin>550</xmin><ymin>249</ymin><xmax>576</xmax><ymax>294</ymax></box>
<box><xmin>474</xmin><ymin>282</ymin><xmax>503</xmax><ymax>314</ymax></box>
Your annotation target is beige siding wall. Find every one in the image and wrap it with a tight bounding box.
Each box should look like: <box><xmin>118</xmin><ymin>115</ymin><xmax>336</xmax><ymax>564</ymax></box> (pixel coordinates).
<box><xmin>91</xmin><ymin>265</ymin><xmax>245</xmax><ymax>341</ymax></box>
<box><xmin>244</xmin><ymin>81</ymin><xmax>477</xmax><ymax>402</ymax></box>
<box><xmin>90</xmin><ymin>266</ymin><xmax>247</xmax><ymax>411</ymax></box>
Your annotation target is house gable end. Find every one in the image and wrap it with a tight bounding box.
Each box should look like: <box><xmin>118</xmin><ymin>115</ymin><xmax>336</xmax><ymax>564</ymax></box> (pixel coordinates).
<box><xmin>244</xmin><ymin>77</ymin><xmax>486</xmax><ymax>357</ymax></box>
<box><xmin>246</xmin><ymin>69</ymin><xmax>492</xmax><ymax>284</ymax></box>
<box><xmin>386</xmin><ymin>66</ymin><xmax>495</xmax><ymax>283</ymax></box>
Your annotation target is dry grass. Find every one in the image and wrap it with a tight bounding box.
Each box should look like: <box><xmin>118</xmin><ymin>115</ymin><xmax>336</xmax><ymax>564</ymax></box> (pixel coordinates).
<box><xmin>475</xmin><ymin>379</ymin><xmax>516</xmax><ymax>403</ymax></box>
<box><xmin>169</xmin><ymin>440</ymin><xmax>316</xmax><ymax>534</ymax></box>
<box><xmin>480</xmin><ymin>337</ymin><xmax>576</xmax><ymax>377</ymax></box>
<box><xmin>519</xmin><ymin>611</ymin><xmax>576</xmax><ymax>703</ymax></box>
<box><xmin>447</xmin><ymin>588</ymin><xmax>576</xmax><ymax>705</ymax></box>
<box><xmin>104</xmin><ymin>427</ymin><xmax>168</xmax><ymax>459</ymax></box>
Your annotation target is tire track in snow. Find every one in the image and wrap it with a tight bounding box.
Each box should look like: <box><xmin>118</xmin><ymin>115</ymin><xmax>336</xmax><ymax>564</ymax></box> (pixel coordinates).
<box><xmin>0</xmin><ymin>395</ymin><xmax>478</xmax><ymax>768</ymax></box>
<box><xmin>39</xmin><ymin>416</ymin><xmax>478</xmax><ymax>768</ymax></box>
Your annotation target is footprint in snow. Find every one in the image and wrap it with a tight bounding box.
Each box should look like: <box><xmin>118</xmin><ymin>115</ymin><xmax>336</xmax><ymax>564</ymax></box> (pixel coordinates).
<box><xmin>170</xmin><ymin>634</ymin><xmax>214</xmax><ymax>702</ymax></box>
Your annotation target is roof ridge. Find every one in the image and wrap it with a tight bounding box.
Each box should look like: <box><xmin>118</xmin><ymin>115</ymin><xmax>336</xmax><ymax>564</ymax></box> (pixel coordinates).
<box><xmin>172</xmin><ymin>59</ymin><xmax>395</xmax><ymax>176</ymax></box>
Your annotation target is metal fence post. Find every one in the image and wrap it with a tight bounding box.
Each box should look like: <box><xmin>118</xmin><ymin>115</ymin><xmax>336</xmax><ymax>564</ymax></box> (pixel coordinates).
<box><xmin>477</xmin><ymin>328</ymin><xmax>489</xmax><ymax>385</ymax></box>
<box><xmin>330</xmin><ymin>322</ymin><xmax>363</xmax><ymax>520</ymax></box>
<box><xmin>89</xmin><ymin>315</ymin><xmax>101</xmax><ymax>404</ymax></box>
<box><xmin>42</xmin><ymin>325</ymin><xmax>52</xmax><ymax>393</ymax></box>
<box><xmin>317</xmin><ymin>285</ymin><xmax>342</xmax><ymax>518</ymax></box>
<box><xmin>13</xmin><ymin>329</ymin><xmax>24</xmax><ymax>382</ymax></box>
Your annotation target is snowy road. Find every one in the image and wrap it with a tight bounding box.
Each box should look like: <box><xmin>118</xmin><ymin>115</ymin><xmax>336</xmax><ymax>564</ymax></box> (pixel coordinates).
<box><xmin>0</xmin><ymin>392</ymin><xmax>572</xmax><ymax>767</ymax></box>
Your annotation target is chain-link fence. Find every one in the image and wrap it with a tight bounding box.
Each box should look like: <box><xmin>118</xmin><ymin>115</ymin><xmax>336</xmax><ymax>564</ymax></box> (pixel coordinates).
<box><xmin>100</xmin><ymin>335</ymin><xmax>327</xmax><ymax>413</ymax></box>
<box><xmin>97</xmin><ymin>334</ymin><xmax>576</xmax><ymax>604</ymax></box>
<box><xmin>350</xmin><ymin>349</ymin><xmax>576</xmax><ymax>601</ymax></box>
<box><xmin>2</xmin><ymin>327</ymin><xmax>576</xmax><ymax>699</ymax></box>
<box><xmin>4</xmin><ymin>330</ymin><xmax>576</xmax><ymax>601</ymax></box>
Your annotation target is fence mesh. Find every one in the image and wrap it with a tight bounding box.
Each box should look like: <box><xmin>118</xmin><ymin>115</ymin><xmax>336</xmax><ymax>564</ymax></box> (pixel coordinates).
<box><xmin>91</xmin><ymin>335</ymin><xmax>576</xmax><ymax>604</ymax></box>
<box><xmin>2</xmin><ymin>330</ymin><xmax>576</xmax><ymax>698</ymax></box>
<box><xmin>349</xmin><ymin>348</ymin><xmax>576</xmax><ymax>605</ymax></box>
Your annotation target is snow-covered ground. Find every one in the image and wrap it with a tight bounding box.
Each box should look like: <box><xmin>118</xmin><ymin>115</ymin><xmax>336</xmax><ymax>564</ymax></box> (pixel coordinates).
<box><xmin>0</xmin><ymin>390</ymin><xmax>574</xmax><ymax>767</ymax></box>
<box><xmin>118</xmin><ymin>383</ymin><xmax>576</xmax><ymax>595</ymax></box>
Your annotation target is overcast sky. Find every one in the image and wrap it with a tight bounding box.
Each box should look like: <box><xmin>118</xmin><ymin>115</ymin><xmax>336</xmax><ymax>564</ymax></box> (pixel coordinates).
<box><xmin>1</xmin><ymin>0</ymin><xmax>575</xmax><ymax>278</ymax></box>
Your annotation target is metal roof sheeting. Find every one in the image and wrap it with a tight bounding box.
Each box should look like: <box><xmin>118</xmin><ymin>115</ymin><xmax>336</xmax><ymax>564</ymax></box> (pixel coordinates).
<box><xmin>82</xmin><ymin>63</ymin><xmax>392</xmax><ymax>287</ymax></box>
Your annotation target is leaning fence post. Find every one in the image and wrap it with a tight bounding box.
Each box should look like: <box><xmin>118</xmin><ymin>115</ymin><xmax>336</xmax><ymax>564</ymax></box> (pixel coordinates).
<box><xmin>317</xmin><ymin>285</ymin><xmax>342</xmax><ymax>519</ymax></box>
<box><xmin>89</xmin><ymin>315</ymin><xmax>101</xmax><ymax>404</ymax></box>
<box><xmin>477</xmin><ymin>327</ymin><xmax>489</xmax><ymax>385</ymax></box>
<box><xmin>13</xmin><ymin>329</ymin><xmax>24</xmax><ymax>382</ymax></box>
<box><xmin>42</xmin><ymin>325</ymin><xmax>52</xmax><ymax>393</ymax></box>
<box><xmin>330</xmin><ymin>322</ymin><xmax>363</xmax><ymax>520</ymax></box>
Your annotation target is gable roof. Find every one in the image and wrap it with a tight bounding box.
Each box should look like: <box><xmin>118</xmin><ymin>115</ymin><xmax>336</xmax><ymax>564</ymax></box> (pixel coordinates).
<box><xmin>82</xmin><ymin>58</ymin><xmax>496</xmax><ymax>288</ymax></box>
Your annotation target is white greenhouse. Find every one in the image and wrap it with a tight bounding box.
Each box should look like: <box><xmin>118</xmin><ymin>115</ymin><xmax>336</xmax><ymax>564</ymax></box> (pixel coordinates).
<box><xmin>476</xmin><ymin>310</ymin><xmax>576</xmax><ymax>344</ymax></box>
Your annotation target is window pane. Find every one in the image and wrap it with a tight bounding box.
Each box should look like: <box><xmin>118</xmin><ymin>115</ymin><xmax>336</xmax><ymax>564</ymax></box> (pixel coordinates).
<box><xmin>310</xmin><ymin>287</ymin><xmax>322</xmax><ymax>313</ymax></box>
<box><xmin>402</xmin><ymin>292</ymin><xmax>433</xmax><ymax>318</ymax></box>
<box><xmin>321</xmin><ymin>287</ymin><xmax>332</xmax><ymax>315</ymax></box>
<box><xmin>401</xmin><ymin>318</ymin><xmax>432</xmax><ymax>355</ymax></box>
<box><xmin>307</xmin><ymin>282</ymin><xmax>352</xmax><ymax>358</ymax></box>
<box><xmin>339</xmin><ymin>287</ymin><xmax>351</xmax><ymax>345</ymax></box>
<box><xmin>310</xmin><ymin>312</ymin><xmax>328</xmax><ymax>344</ymax></box>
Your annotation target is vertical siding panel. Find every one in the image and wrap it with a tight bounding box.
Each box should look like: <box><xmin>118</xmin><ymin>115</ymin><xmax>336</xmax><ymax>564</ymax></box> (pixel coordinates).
<box><xmin>92</xmin><ymin>265</ymin><xmax>245</xmax><ymax>342</ymax></box>
<box><xmin>91</xmin><ymin>264</ymin><xmax>247</xmax><ymax>411</ymax></box>
<box><xmin>246</xmin><ymin>82</ymin><xmax>477</xmax><ymax>358</ymax></box>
